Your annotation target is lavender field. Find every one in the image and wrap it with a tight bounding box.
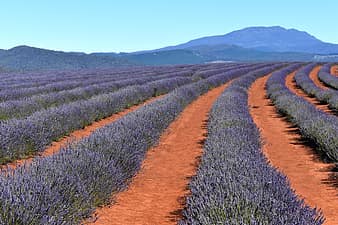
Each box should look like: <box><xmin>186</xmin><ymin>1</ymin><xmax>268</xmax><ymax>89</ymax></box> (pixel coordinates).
<box><xmin>1</xmin><ymin>62</ymin><xmax>337</xmax><ymax>224</ymax></box>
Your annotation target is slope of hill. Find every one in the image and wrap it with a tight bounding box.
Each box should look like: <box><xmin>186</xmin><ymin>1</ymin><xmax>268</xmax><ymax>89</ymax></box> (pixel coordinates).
<box><xmin>0</xmin><ymin>46</ymin><xmax>133</xmax><ymax>71</ymax></box>
<box><xmin>186</xmin><ymin>44</ymin><xmax>315</xmax><ymax>61</ymax></box>
<box><xmin>119</xmin><ymin>49</ymin><xmax>206</xmax><ymax>65</ymax></box>
<box><xmin>120</xmin><ymin>44</ymin><xmax>316</xmax><ymax>64</ymax></box>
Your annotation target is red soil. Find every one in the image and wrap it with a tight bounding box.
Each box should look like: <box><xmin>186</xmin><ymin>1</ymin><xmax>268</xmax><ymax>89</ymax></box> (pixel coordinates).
<box><xmin>1</xmin><ymin>96</ymin><xmax>162</xmax><ymax>171</ymax></box>
<box><xmin>85</xmin><ymin>83</ymin><xmax>230</xmax><ymax>225</ymax></box>
<box><xmin>331</xmin><ymin>65</ymin><xmax>338</xmax><ymax>76</ymax></box>
<box><xmin>309</xmin><ymin>66</ymin><xmax>329</xmax><ymax>90</ymax></box>
<box><xmin>248</xmin><ymin>75</ymin><xmax>338</xmax><ymax>225</ymax></box>
<box><xmin>286</xmin><ymin>71</ymin><xmax>335</xmax><ymax>115</ymax></box>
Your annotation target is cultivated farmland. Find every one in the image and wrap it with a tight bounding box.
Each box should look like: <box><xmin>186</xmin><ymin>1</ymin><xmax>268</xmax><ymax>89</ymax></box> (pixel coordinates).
<box><xmin>0</xmin><ymin>63</ymin><xmax>337</xmax><ymax>225</ymax></box>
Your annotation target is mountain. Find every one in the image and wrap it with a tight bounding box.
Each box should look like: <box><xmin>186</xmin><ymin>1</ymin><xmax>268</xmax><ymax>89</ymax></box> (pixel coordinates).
<box><xmin>157</xmin><ymin>26</ymin><xmax>338</xmax><ymax>54</ymax></box>
<box><xmin>121</xmin><ymin>26</ymin><xmax>338</xmax><ymax>65</ymax></box>
<box><xmin>0</xmin><ymin>46</ymin><xmax>133</xmax><ymax>71</ymax></box>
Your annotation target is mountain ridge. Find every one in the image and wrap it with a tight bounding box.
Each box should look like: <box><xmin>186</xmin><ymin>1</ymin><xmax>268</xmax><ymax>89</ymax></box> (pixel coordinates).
<box><xmin>1</xmin><ymin>26</ymin><xmax>338</xmax><ymax>71</ymax></box>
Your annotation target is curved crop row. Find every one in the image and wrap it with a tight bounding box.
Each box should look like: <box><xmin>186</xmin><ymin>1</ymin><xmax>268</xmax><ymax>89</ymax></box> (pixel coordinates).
<box><xmin>294</xmin><ymin>64</ymin><xmax>338</xmax><ymax>111</ymax></box>
<box><xmin>318</xmin><ymin>64</ymin><xmax>338</xmax><ymax>89</ymax></box>
<box><xmin>267</xmin><ymin>66</ymin><xmax>338</xmax><ymax>161</ymax></box>
<box><xmin>0</xmin><ymin>64</ymin><xmax>260</xmax><ymax>224</ymax></box>
<box><xmin>180</xmin><ymin>64</ymin><xmax>323</xmax><ymax>225</ymax></box>
<box><xmin>0</xmin><ymin>71</ymin><xmax>194</xmax><ymax>120</ymax></box>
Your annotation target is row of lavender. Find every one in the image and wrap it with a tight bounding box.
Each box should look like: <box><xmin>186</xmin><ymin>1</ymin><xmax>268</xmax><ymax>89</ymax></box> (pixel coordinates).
<box><xmin>0</xmin><ymin>64</ymin><xmax>202</xmax><ymax>89</ymax></box>
<box><xmin>0</xmin><ymin>63</ymin><xmax>229</xmax><ymax>91</ymax></box>
<box><xmin>0</xmin><ymin>63</ymin><xmax>253</xmax><ymax>120</ymax></box>
<box><xmin>294</xmin><ymin>63</ymin><xmax>338</xmax><ymax>112</ymax></box>
<box><xmin>0</xmin><ymin>63</ymin><xmax>245</xmax><ymax>106</ymax></box>
<box><xmin>318</xmin><ymin>64</ymin><xmax>338</xmax><ymax>89</ymax></box>
<box><xmin>0</xmin><ymin>70</ymin><xmax>194</xmax><ymax>120</ymax></box>
<box><xmin>0</xmin><ymin>76</ymin><xmax>193</xmax><ymax>164</ymax></box>
<box><xmin>267</xmin><ymin>65</ymin><xmax>338</xmax><ymax>162</ymax></box>
<box><xmin>1</xmin><ymin>63</ymin><xmax>238</xmax><ymax>93</ymax></box>
<box><xmin>0</xmin><ymin>67</ymin><xmax>160</xmax><ymax>91</ymax></box>
<box><xmin>0</xmin><ymin>66</ymin><xmax>197</xmax><ymax>102</ymax></box>
<box><xmin>0</xmin><ymin>64</ymin><xmax>254</xmax><ymax>164</ymax></box>
<box><xmin>0</xmin><ymin>64</ymin><xmax>258</xmax><ymax>224</ymax></box>
<box><xmin>179</xmin><ymin>64</ymin><xmax>323</xmax><ymax>225</ymax></box>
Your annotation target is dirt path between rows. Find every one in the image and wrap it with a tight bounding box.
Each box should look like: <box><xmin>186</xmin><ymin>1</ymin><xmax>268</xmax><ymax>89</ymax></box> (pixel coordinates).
<box><xmin>309</xmin><ymin>66</ymin><xmax>329</xmax><ymax>90</ymax></box>
<box><xmin>248</xmin><ymin>75</ymin><xmax>338</xmax><ymax>225</ymax></box>
<box><xmin>286</xmin><ymin>71</ymin><xmax>335</xmax><ymax>115</ymax></box>
<box><xmin>331</xmin><ymin>65</ymin><xmax>338</xmax><ymax>76</ymax></box>
<box><xmin>1</xmin><ymin>96</ymin><xmax>162</xmax><ymax>171</ymax></box>
<box><xmin>86</xmin><ymin>83</ymin><xmax>230</xmax><ymax>225</ymax></box>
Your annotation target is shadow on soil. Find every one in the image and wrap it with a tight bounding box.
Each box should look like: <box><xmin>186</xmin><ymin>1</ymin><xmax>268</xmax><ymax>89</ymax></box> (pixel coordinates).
<box><xmin>293</xmin><ymin>82</ymin><xmax>337</xmax><ymax>116</ymax></box>
<box><xmin>267</xmin><ymin>97</ymin><xmax>338</xmax><ymax>191</ymax></box>
<box><xmin>322</xmin><ymin>165</ymin><xmax>338</xmax><ymax>190</ymax></box>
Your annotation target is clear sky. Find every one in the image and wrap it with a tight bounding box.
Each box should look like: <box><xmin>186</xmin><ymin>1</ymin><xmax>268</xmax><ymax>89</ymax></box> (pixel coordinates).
<box><xmin>1</xmin><ymin>0</ymin><xmax>337</xmax><ymax>53</ymax></box>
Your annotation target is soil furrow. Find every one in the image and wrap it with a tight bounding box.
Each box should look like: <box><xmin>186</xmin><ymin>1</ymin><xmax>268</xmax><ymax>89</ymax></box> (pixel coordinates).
<box><xmin>331</xmin><ymin>65</ymin><xmax>338</xmax><ymax>77</ymax></box>
<box><xmin>286</xmin><ymin>71</ymin><xmax>335</xmax><ymax>115</ymax></box>
<box><xmin>248</xmin><ymin>75</ymin><xmax>338</xmax><ymax>225</ymax></box>
<box><xmin>85</xmin><ymin>83</ymin><xmax>230</xmax><ymax>225</ymax></box>
<box><xmin>1</xmin><ymin>96</ymin><xmax>163</xmax><ymax>171</ymax></box>
<box><xmin>309</xmin><ymin>66</ymin><xmax>329</xmax><ymax>90</ymax></box>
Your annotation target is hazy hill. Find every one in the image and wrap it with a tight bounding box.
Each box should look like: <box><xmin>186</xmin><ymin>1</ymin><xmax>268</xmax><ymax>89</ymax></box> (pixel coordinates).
<box><xmin>0</xmin><ymin>46</ymin><xmax>133</xmax><ymax>71</ymax></box>
<box><xmin>118</xmin><ymin>49</ymin><xmax>206</xmax><ymax>65</ymax></box>
<box><xmin>119</xmin><ymin>45</ymin><xmax>315</xmax><ymax>65</ymax></box>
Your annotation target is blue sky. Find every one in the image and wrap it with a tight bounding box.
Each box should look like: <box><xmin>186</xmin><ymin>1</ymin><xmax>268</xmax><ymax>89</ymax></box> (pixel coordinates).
<box><xmin>1</xmin><ymin>0</ymin><xmax>337</xmax><ymax>53</ymax></box>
